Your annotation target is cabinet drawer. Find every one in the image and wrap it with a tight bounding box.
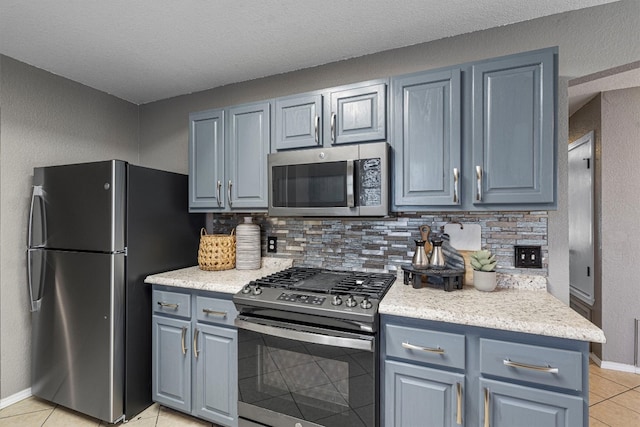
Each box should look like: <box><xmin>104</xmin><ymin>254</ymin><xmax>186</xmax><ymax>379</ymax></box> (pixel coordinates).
<box><xmin>153</xmin><ymin>290</ymin><xmax>191</xmax><ymax>319</ymax></box>
<box><xmin>385</xmin><ymin>324</ymin><xmax>465</xmax><ymax>369</ymax></box>
<box><xmin>480</xmin><ymin>338</ymin><xmax>583</xmax><ymax>391</ymax></box>
<box><xmin>195</xmin><ymin>296</ymin><xmax>238</xmax><ymax>326</ymax></box>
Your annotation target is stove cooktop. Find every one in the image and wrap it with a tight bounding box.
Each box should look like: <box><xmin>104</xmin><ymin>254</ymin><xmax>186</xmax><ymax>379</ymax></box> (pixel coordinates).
<box><xmin>247</xmin><ymin>267</ymin><xmax>396</xmax><ymax>299</ymax></box>
<box><xmin>233</xmin><ymin>267</ymin><xmax>397</xmax><ymax>324</ymax></box>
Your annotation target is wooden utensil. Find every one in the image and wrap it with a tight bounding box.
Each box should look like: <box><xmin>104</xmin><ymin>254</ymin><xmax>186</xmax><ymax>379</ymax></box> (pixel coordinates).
<box><xmin>419</xmin><ymin>225</ymin><xmax>432</xmax><ymax>254</ymax></box>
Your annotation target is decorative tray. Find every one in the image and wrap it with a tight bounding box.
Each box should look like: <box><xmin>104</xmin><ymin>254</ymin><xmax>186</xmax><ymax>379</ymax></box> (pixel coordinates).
<box><xmin>402</xmin><ymin>265</ymin><xmax>465</xmax><ymax>292</ymax></box>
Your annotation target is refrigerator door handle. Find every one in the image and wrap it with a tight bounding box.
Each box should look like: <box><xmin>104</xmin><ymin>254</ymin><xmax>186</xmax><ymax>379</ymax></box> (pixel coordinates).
<box><xmin>27</xmin><ymin>249</ymin><xmax>44</xmax><ymax>312</ymax></box>
<box><xmin>28</xmin><ymin>185</ymin><xmax>46</xmax><ymax>248</ymax></box>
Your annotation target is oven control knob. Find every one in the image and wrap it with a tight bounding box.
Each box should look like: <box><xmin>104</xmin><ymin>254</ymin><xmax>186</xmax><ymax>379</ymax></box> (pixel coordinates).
<box><xmin>331</xmin><ymin>295</ymin><xmax>343</xmax><ymax>306</ymax></box>
<box><xmin>241</xmin><ymin>285</ymin><xmax>252</xmax><ymax>294</ymax></box>
<box><xmin>345</xmin><ymin>295</ymin><xmax>358</xmax><ymax>308</ymax></box>
<box><xmin>253</xmin><ymin>285</ymin><xmax>263</xmax><ymax>295</ymax></box>
<box><xmin>360</xmin><ymin>296</ymin><xmax>372</xmax><ymax>309</ymax></box>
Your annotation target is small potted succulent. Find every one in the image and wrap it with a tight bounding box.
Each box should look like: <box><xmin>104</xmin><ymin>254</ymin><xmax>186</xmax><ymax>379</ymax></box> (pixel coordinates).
<box><xmin>470</xmin><ymin>249</ymin><xmax>497</xmax><ymax>291</ymax></box>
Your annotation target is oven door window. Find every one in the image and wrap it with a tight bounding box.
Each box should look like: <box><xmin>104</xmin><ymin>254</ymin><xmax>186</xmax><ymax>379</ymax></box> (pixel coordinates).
<box><xmin>271</xmin><ymin>162</ymin><xmax>348</xmax><ymax>208</ymax></box>
<box><xmin>238</xmin><ymin>329</ymin><xmax>375</xmax><ymax>427</ymax></box>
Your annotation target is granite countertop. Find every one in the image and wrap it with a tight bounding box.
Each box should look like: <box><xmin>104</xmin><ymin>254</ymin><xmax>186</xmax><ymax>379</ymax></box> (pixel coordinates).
<box><xmin>379</xmin><ymin>280</ymin><xmax>606</xmax><ymax>343</ymax></box>
<box><xmin>144</xmin><ymin>257</ymin><xmax>293</xmax><ymax>294</ymax></box>
<box><xmin>145</xmin><ymin>259</ymin><xmax>605</xmax><ymax>344</ymax></box>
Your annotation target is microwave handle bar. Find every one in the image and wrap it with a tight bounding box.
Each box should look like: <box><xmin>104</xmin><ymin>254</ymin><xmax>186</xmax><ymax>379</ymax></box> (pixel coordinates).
<box><xmin>346</xmin><ymin>160</ymin><xmax>355</xmax><ymax>208</ymax></box>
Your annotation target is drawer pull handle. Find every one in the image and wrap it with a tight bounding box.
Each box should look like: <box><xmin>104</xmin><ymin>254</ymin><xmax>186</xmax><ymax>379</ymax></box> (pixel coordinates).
<box><xmin>181</xmin><ymin>327</ymin><xmax>187</xmax><ymax>355</ymax></box>
<box><xmin>456</xmin><ymin>382</ymin><xmax>463</xmax><ymax>425</ymax></box>
<box><xmin>157</xmin><ymin>301</ymin><xmax>178</xmax><ymax>310</ymax></box>
<box><xmin>193</xmin><ymin>328</ymin><xmax>200</xmax><ymax>359</ymax></box>
<box><xmin>484</xmin><ymin>387</ymin><xmax>490</xmax><ymax>427</ymax></box>
<box><xmin>503</xmin><ymin>359</ymin><xmax>559</xmax><ymax>374</ymax></box>
<box><xmin>402</xmin><ymin>341</ymin><xmax>445</xmax><ymax>354</ymax></box>
<box><xmin>202</xmin><ymin>308</ymin><xmax>227</xmax><ymax>318</ymax></box>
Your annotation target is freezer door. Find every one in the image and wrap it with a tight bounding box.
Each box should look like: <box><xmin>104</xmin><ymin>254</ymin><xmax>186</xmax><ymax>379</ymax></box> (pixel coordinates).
<box><xmin>30</xmin><ymin>160</ymin><xmax>126</xmax><ymax>252</ymax></box>
<box><xmin>31</xmin><ymin>249</ymin><xmax>125</xmax><ymax>423</ymax></box>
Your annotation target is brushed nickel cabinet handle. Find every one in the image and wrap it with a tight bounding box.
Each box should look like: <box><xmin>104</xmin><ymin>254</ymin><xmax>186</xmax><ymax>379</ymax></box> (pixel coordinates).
<box><xmin>227</xmin><ymin>180</ymin><xmax>233</xmax><ymax>207</ymax></box>
<box><xmin>401</xmin><ymin>341</ymin><xmax>445</xmax><ymax>354</ymax></box>
<box><xmin>453</xmin><ymin>167</ymin><xmax>460</xmax><ymax>204</ymax></box>
<box><xmin>503</xmin><ymin>359</ymin><xmax>559</xmax><ymax>374</ymax></box>
<box><xmin>476</xmin><ymin>165</ymin><xmax>483</xmax><ymax>201</ymax></box>
<box><xmin>330</xmin><ymin>112</ymin><xmax>336</xmax><ymax>143</ymax></box>
<box><xmin>216</xmin><ymin>180</ymin><xmax>222</xmax><ymax>207</ymax></box>
<box><xmin>314</xmin><ymin>115</ymin><xmax>320</xmax><ymax>144</ymax></box>
<box><xmin>202</xmin><ymin>308</ymin><xmax>227</xmax><ymax>318</ymax></box>
<box><xmin>193</xmin><ymin>328</ymin><xmax>200</xmax><ymax>359</ymax></box>
<box><xmin>181</xmin><ymin>327</ymin><xmax>187</xmax><ymax>356</ymax></box>
<box><xmin>484</xmin><ymin>387</ymin><xmax>490</xmax><ymax>427</ymax></box>
<box><xmin>456</xmin><ymin>382</ymin><xmax>463</xmax><ymax>425</ymax></box>
<box><xmin>157</xmin><ymin>301</ymin><xmax>178</xmax><ymax>310</ymax></box>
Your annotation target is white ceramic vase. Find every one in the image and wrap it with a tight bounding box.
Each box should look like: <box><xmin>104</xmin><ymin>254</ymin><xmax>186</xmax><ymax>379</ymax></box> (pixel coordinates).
<box><xmin>473</xmin><ymin>270</ymin><xmax>497</xmax><ymax>292</ymax></box>
<box><xmin>235</xmin><ymin>217</ymin><xmax>261</xmax><ymax>270</ymax></box>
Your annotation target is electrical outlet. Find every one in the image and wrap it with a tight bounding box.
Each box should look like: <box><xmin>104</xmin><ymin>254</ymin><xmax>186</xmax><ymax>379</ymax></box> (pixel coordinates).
<box><xmin>514</xmin><ymin>246</ymin><xmax>542</xmax><ymax>268</ymax></box>
<box><xmin>267</xmin><ymin>236</ymin><xmax>277</xmax><ymax>253</ymax></box>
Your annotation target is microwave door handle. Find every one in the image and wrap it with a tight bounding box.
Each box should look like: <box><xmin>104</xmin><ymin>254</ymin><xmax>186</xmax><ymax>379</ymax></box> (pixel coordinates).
<box><xmin>346</xmin><ymin>160</ymin><xmax>355</xmax><ymax>208</ymax></box>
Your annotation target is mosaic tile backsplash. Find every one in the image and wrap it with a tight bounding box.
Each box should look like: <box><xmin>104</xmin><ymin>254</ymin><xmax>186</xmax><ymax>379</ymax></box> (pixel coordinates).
<box><xmin>206</xmin><ymin>212</ymin><xmax>548</xmax><ymax>276</ymax></box>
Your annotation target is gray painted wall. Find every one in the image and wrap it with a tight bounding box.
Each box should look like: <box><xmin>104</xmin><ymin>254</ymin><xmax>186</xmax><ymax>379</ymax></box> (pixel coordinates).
<box><xmin>0</xmin><ymin>56</ymin><xmax>139</xmax><ymax>399</ymax></box>
<box><xmin>601</xmin><ymin>87</ymin><xmax>640</xmax><ymax>365</ymax></box>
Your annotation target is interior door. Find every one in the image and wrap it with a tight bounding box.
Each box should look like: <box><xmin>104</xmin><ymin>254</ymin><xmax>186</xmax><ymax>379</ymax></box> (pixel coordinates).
<box><xmin>568</xmin><ymin>132</ymin><xmax>595</xmax><ymax>305</ymax></box>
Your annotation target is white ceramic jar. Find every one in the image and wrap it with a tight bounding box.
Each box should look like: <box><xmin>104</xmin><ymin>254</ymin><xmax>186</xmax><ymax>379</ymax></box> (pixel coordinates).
<box><xmin>235</xmin><ymin>217</ymin><xmax>261</xmax><ymax>270</ymax></box>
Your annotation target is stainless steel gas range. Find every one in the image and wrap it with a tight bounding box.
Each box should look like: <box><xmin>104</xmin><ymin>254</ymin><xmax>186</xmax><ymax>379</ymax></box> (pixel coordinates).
<box><xmin>233</xmin><ymin>267</ymin><xmax>396</xmax><ymax>427</ymax></box>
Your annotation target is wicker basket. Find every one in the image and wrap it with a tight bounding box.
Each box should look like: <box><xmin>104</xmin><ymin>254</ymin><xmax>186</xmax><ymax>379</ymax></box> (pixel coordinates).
<box><xmin>198</xmin><ymin>228</ymin><xmax>236</xmax><ymax>271</ymax></box>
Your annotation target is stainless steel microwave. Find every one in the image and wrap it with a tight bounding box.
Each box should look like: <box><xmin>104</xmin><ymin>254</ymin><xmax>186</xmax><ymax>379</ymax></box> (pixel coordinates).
<box><xmin>268</xmin><ymin>142</ymin><xmax>389</xmax><ymax>217</ymax></box>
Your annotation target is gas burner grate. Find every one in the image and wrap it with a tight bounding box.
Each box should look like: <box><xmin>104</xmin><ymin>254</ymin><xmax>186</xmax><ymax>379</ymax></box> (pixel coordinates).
<box><xmin>250</xmin><ymin>267</ymin><xmax>319</xmax><ymax>289</ymax></box>
<box><xmin>331</xmin><ymin>273</ymin><xmax>396</xmax><ymax>299</ymax></box>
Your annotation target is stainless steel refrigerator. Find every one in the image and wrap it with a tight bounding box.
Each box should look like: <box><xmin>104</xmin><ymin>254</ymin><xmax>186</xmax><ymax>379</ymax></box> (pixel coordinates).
<box><xmin>27</xmin><ymin>160</ymin><xmax>203</xmax><ymax>423</ymax></box>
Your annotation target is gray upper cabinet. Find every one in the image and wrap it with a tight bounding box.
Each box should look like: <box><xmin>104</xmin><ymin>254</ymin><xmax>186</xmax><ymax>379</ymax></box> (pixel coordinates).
<box><xmin>189</xmin><ymin>102</ymin><xmax>270</xmax><ymax>212</ymax></box>
<box><xmin>274</xmin><ymin>94</ymin><xmax>322</xmax><ymax>150</ymax></box>
<box><xmin>226</xmin><ymin>102</ymin><xmax>270</xmax><ymax>209</ymax></box>
<box><xmin>272</xmin><ymin>80</ymin><xmax>387</xmax><ymax>151</ymax></box>
<box><xmin>391</xmin><ymin>68</ymin><xmax>461</xmax><ymax>208</ymax></box>
<box><xmin>471</xmin><ymin>49</ymin><xmax>556</xmax><ymax>206</ymax></box>
<box><xmin>328</xmin><ymin>82</ymin><xmax>386</xmax><ymax>145</ymax></box>
<box><xmin>189</xmin><ymin>109</ymin><xmax>225</xmax><ymax>211</ymax></box>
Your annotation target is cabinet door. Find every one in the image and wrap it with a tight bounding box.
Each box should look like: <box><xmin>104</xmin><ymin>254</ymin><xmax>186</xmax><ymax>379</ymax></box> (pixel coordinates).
<box><xmin>226</xmin><ymin>102</ymin><xmax>270</xmax><ymax>209</ymax></box>
<box><xmin>471</xmin><ymin>50</ymin><xmax>556</xmax><ymax>205</ymax></box>
<box><xmin>479</xmin><ymin>378</ymin><xmax>583</xmax><ymax>427</ymax></box>
<box><xmin>329</xmin><ymin>83</ymin><xmax>386</xmax><ymax>145</ymax></box>
<box><xmin>193</xmin><ymin>323</ymin><xmax>238</xmax><ymax>426</ymax></box>
<box><xmin>189</xmin><ymin>109</ymin><xmax>225</xmax><ymax>211</ymax></box>
<box><xmin>274</xmin><ymin>94</ymin><xmax>322</xmax><ymax>150</ymax></box>
<box><xmin>385</xmin><ymin>360</ymin><xmax>464</xmax><ymax>427</ymax></box>
<box><xmin>152</xmin><ymin>315</ymin><xmax>191</xmax><ymax>412</ymax></box>
<box><xmin>392</xmin><ymin>69</ymin><xmax>461</xmax><ymax>208</ymax></box>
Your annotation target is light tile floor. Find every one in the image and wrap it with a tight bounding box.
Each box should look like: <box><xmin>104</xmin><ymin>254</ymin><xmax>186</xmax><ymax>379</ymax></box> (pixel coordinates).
<box><xmin>0</xmin><ymin>363</ymin><xmax>638</xmax><ymax>426</ymax></box>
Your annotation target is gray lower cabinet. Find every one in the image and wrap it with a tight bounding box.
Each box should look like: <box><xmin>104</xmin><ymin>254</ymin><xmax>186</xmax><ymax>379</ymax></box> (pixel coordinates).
<box><xmin>480</xmin><ymin>378</ymin><xmax>583</xmax><ymax>427</ymax></box>
<box><xmin>189</xmin><ymin>101</ymin><xmax>270</xmax><ymax>212</ymax></box>
<box><xmin>382</xmin><ymin>315</ymin><xmax>588</xmax><ymax>427</ymax></box>
<box><xmin>272</xmin><ymin>80</ymin><xmax>387</xmax><ymax>151</ymax></box>
<box><xmin>385</xmin><ymin>360</ymin><xmax>464</xmax><ymax>427</ymax></box>
<box><xmin>152</xmin><ymin>288</ymin><xmax>238</xmax><ymax>427</ymax></box>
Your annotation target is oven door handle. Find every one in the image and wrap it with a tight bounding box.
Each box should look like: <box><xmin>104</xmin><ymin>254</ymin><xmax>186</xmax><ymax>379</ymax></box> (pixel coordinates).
<box><xmin>235</xmin><ymin>318</ymin><xmax>373</xmax><ymax>352</ymax></box>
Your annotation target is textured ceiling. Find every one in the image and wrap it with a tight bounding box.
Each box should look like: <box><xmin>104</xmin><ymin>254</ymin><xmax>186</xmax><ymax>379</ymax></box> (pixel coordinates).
<box><xmin>0</xmin><ymin>0</ymin><xmax>619</xmax><ymax>104</ymax></box>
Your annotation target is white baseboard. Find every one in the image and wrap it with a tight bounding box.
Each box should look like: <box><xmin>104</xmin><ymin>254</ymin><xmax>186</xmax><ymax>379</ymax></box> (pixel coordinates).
<box><xmin>590</xmin><ymin>353</ymin><xmax>640</xmax><ymax>374</ymax></box>
<box><xmin>0</xmin><ymin>388</ymin><xmax>32</xmax><ymax>410</ymax></box>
